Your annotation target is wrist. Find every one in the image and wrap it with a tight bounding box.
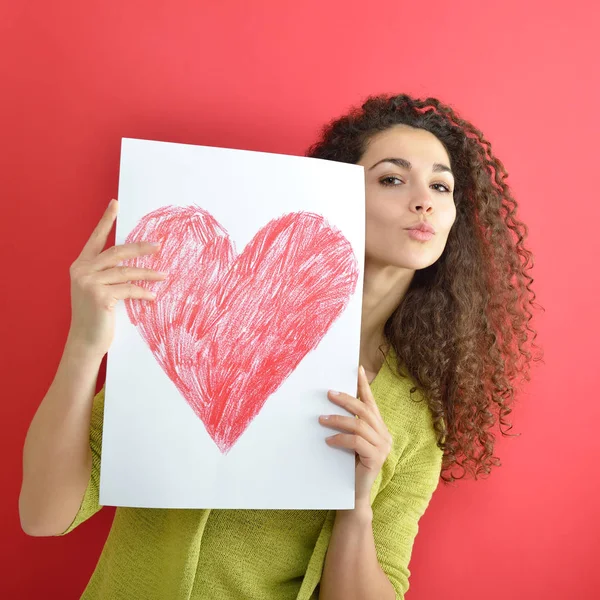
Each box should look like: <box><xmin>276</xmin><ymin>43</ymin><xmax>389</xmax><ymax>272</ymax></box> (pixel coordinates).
<box><xmin>64</xmin><ymin>332</ymin><xmax>106</xmax><ymax>365</ymax></box>
<box><xmin>337</xmin><ymin>501</ymin><xmax>373</xmax><ymax>526</ymax></box>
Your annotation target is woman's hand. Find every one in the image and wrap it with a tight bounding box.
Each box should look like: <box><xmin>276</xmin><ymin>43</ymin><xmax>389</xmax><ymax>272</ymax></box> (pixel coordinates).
<box><xmin>319</xmin><ymin>365</ymin><xmax>393</xmax><ymax>508</ymax></box>
<box><xmin>67</xmin><ymin>199</ymin><xmax>167</xmax><ymax>358</ymax></box>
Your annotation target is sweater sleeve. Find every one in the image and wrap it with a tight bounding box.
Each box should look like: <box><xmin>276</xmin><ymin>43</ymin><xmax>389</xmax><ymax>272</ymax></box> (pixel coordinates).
<box><xmin>55</xmin><ymin>384</ymin><xmax>106</xmax><ymax>536</ymax></box>
<box><xmin>371</xmin><ymin>417</ymin><xmax>443</xmax><ymax>599</ymax></box>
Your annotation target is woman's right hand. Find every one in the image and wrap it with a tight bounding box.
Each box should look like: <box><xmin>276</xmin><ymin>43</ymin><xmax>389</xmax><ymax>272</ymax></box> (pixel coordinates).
<box><xmin>67</xmin><ymin>199</ymin><xmax>167</xmax><ymax>358</ymax></box>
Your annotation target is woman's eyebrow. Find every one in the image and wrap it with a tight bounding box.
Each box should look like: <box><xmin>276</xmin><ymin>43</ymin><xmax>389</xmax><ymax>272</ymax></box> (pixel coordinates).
<box><xmin>369</xmin><ymin>157</ymin><xmax>454</xmax><ymax>178</ymax></box>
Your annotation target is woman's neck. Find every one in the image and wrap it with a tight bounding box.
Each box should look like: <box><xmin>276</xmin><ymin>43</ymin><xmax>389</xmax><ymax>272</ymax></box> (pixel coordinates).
<box><xmin>359</xmin><ymin>260</ymin><xmax>414</xmax><ymax>378</ymax></box>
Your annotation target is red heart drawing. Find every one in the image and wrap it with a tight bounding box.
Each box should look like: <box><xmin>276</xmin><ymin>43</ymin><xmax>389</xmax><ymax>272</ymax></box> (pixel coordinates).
<box><xmin>123</xmin><ymin>206</ymin><xmax>359</xmax><ymax>454</ymax></box>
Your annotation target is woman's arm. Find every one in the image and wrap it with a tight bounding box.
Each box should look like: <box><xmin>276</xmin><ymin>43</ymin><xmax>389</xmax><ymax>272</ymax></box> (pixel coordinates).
<box><xmin>19</xmin><ymin>336</ymin><xmax>103</xmax><ymax>536</ymax></box>
<box><xmin>320</xmin><ymin>501</ymin><xmax>396</xmax><ymax>600</ymax></box>
<box><xmin>317</xmin><ymin>365</ymin><xmax>442</xmax><ymax>599</ymax></box>
<box><xmin>318</xmin><ymin>367</ymin><xmax>397</xmax><ymax>599</ymax></box>
<box><xmin>20</xmin><ymin>199</ymin><xmax>164</xmax><ymax>536</ymax></box>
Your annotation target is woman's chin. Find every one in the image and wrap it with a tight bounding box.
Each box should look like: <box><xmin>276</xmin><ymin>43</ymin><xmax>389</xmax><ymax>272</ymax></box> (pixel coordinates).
<box><xmin>365</xmin><ymin>248</ymin><xmax>442</xmax><ymax>272</ymax></box>
<box><xmin>387</xmin><ymin>249</ymin><xmax>442</xmax><ymax>271</ymax></box>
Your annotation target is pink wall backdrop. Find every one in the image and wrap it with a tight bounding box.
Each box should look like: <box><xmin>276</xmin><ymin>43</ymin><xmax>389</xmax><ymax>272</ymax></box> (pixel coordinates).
<box><xmin>2</xmin><ymin>1</ymin><xmax>598</xmax><ymax>598</ymax></box>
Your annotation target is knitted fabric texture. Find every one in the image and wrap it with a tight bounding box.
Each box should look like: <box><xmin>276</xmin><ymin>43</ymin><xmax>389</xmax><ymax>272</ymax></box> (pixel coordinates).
<box><xmin>57</xmin><ymin>352</ymin><xmax>443</xmax><ymax>599</ymax></box>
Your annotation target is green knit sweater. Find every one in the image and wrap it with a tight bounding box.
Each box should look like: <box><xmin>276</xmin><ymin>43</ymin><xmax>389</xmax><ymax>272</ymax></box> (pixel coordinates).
<box><xmin>57</xmin><ymin>352</ymin><xmax>443</xmax><ymax>599</ymax></box>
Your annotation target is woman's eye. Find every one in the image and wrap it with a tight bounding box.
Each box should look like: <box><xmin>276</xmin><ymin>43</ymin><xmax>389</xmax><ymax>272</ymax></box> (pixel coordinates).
<box><xmin>379</xmin><ymin>176</ymin><xmax>402</xmax><ymax>186</ymax></box>
<box><xmin>379</xmin><ymin>177</ymin><xmax>452</xmax><ymax>193</ymax></box>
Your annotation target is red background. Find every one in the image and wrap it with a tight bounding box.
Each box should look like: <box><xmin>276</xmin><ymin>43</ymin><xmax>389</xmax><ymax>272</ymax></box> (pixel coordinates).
<box><xmin>1</xmin><ymin>1</ymin><xmax>598</xmax><ymax>598</ymax></box>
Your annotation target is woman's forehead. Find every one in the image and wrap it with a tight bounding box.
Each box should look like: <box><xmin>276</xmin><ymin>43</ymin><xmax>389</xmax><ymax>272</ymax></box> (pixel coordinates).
<box><xmin>362</xmin><ymin>127</ymin><xmax>452</xmax><ymax>172</ymax></box>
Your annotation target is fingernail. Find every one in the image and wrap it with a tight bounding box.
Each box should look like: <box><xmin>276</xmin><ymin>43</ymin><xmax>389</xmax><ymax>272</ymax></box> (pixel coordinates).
<box><xmin>359</xmin><ymin>365</ymin><xmax>366</xmax><ymax>377</ymax></box>
<box><xmin>329</xmin><ymin>390</ymin><xmax>340</xmax><ymax>396</ymax></box>
<box><xmin>319</xmin><ymin>415</ymin><xmax>330</xmax><ymax>421</ymax></box>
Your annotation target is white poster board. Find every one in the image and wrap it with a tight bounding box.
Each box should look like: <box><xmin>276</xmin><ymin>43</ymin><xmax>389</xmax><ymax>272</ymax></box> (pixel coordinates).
<box><xmin>100</xmin><ymin>137</ymin><xmax>365</xmax><ymax>509</ymax></box>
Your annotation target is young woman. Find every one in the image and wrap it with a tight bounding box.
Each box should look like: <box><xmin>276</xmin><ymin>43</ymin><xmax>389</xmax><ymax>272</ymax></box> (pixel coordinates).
<box><xmin>19</xmin><ymin>93</ymin><xmax>540</xmax><ymax>600</ymax></box>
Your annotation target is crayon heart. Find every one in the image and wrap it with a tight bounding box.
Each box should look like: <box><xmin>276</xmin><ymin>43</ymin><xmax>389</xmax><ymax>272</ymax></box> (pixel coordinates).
<box><xmin>124</xmin><ymin>206</ymin><xmax>359</xmax><ymax>453</ymax></box>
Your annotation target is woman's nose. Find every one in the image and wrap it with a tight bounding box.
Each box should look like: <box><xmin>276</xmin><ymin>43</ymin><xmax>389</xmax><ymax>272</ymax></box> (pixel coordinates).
<box><xmin>410</xmin><ymin>192</ymin><xmax>434</xmax><ymax>213</ymax></box>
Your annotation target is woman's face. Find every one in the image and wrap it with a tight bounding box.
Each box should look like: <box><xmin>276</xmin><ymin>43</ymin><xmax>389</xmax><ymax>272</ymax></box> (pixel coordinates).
<box><xmin>357</xmin><ymin>124</ymin><xmax>457</xmax><ymax>271</ymax></box>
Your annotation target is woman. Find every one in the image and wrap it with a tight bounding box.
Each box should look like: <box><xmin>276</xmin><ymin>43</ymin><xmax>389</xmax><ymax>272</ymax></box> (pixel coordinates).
<box><xmin>19</xmin><ymin>93</ymin><xmax>541</xmax><ymax>599</ymax></box>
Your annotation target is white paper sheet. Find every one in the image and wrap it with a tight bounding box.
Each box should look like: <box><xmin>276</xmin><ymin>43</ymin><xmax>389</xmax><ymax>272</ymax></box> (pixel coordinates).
<box><xmin>99</xmin><ymin>137</ymin><xmax>365</xmax><ymax>509</ymax></box>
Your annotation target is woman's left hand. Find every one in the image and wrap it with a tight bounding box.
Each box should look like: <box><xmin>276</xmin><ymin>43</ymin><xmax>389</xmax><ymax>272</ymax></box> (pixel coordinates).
<box><xmin>319</xmin><ymin>365</ymin><xmax>393</xmax><ymax>508</ymax></box>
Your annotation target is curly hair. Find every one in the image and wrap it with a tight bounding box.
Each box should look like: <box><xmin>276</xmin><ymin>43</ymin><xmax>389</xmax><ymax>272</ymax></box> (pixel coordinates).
<box><xmin>305</xmin><ymin>93</ymin><xmax>544</xmax><ymax>485</ymax></box>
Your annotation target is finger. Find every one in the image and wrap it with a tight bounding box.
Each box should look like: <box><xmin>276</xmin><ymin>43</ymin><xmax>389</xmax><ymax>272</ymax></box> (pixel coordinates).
<box><xmin>78</xmin><ymin>199</ymin><xmax>119</xmax><ymax>261</ymax></box>
<box><xmin>326</xmin><ymin>433</ymin><xmax>378</xmax><ymax>460</ymax></box>
<box><xmin>327</xmin><ymin>390</ymin><xmax>380</xmax><ymax>430</ymax></box>
<box><xmin>93</xmin><ymin>266</ymin><xmax>168</xmax><ymax>286</ymax></box>
<box><xmin>327</xmin><ymin>389</ymin><xmax>392</xmax><ymax>443</ymax></box>
<box><xmin>108</xmin><ymin>282</ymin><xmax>158</xmax><ymax>301</ymax></box>
<box><xmin>327</xmin><ymin>391</ymin><xmax>369</xmax><ymax>419</ymax></box>
<box><xmin>319</xmin><ymin>414</ymin><xmax>380</xmax><ymax>446</ymax></box>
<box><xmin>92</xmin><ymin>241</ymin><xmax>162</xmax><ymax>273</ymax></box>
<box><xmin>358</xmin><ymin>365</ymin><xmax>382</xmax><ymax>417</ymax></box>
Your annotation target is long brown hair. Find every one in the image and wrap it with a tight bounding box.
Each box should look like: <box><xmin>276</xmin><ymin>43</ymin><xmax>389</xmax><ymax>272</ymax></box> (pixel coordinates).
<box><xmin>306</xmin><ymin>94</ymin><xmax>544</xmax><ymax>484</ymax></box>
